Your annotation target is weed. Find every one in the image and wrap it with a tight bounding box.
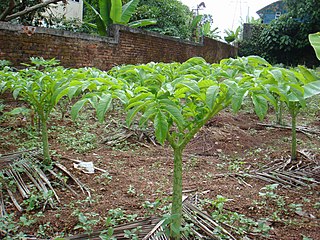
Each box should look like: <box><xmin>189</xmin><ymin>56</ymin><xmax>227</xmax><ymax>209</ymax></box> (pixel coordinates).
<box><xmin>127</xmin><ymin>185</ymin><xmax>136</xmax><ymax>196</ymax></box>
<box><xmin>124</xmin><ymin>226</ymin><xmax>141</xmax><ymax>240</ymax></box>
<box><xmin>22</xmin><ymin>189</ymin><xmax>54</xmax><ymax>211</ymax></box>
<box><xmin>99</xmin><ymin>227</ymin><xmax>116</xmax><ymax>240</ymax></box>
<box><xmin>313</xmin><ymin>202</ymin><xmax>320</xmax><ymax>209</ymax></box>
<box><xmin>94</xmin><ymin>172</ymin><xmax>112</xmax><ymax>185</ymax></box>
<box><xmin>37</xmin><ymin>222</ymin><xmax>53</xmax><ymax>237</ymax></box>
<box><xmin>73</xmin><ymin>210</ymin><xmax>100</xmax><ymax>234</ymax></box>
<box><xmin>142</xmin><ymin>200</ymin><xmax>161</xmax><ymax>215</ymax></box>
<box><xmin>199</xmin><ymin>195</ymin><xmax>273</xmax><ymax>238</ymax></box>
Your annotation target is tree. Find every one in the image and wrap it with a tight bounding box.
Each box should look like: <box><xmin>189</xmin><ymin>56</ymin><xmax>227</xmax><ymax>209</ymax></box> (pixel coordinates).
<box><xmin>0</xmin><ymin>0</ymin><xmax>65</xmax><ymax>24</ymax></box>
<box><xmin>129</xmin><ymin>0</ymin><xmax>193</xmax><ymax>39</ymax></box>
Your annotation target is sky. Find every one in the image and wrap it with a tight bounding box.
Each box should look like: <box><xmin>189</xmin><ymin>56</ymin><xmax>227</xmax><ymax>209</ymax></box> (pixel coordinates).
<box><xmin>180</xmin><ymin>0</ymin><xmax>277</xmax><ymax>36</ymax></box>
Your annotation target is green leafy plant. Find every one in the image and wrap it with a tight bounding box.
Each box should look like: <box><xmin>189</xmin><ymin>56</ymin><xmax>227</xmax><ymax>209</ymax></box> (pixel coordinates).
<box><xmin>108</xmin><ymin>57</ymin><xmax>262</xmax><ymax>239</ymax></box>
<box><xmin>69</xmin><ymin>55</ymin><xmax>320</xmax><ymax>239</ymax></box>
<box><xmin>224</xmin><ymin>26</ymin><xmax>241</xmax><ymax>44</ymax></box>
<box><xmin>261</xmin><ymin>66</ymin><xmax>320</xmax><ymax>160</ymax></box>
<box><xmin>0</xmin><ymin>58</ymin><xmax>82</xmax><ymax>165</ymax></box>
<box><xmin>73</xmin><ymin>211</ymin><xmax>100</xmax><ymax>234</ymax></box>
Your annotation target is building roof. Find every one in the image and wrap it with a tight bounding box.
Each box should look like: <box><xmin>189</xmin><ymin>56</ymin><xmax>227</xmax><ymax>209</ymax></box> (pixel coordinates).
<box><xmin>256</xmin><ymin>0</ymin><xmax>287</xmax><ymax>16</ymax></box>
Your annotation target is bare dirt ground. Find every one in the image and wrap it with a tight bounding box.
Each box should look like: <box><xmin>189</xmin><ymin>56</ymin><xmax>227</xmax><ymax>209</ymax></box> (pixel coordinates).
<box><xmin>0</xmin><ymin>94</ymin><xmax>319</xmax><ymax>240</ymax></box>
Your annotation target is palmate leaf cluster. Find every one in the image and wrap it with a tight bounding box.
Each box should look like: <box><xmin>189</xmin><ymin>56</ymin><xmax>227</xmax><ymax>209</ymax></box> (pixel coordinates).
<box><xmin>1</xmin><ymin>55</ymin><xmax>320</xmax><ymax>239</ymax></box>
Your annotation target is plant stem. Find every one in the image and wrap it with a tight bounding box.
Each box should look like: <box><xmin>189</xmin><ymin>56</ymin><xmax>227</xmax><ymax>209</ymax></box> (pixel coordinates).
<box><xmin>171</xmin><ymin>146</ymin><xmax>183</xmax><ymax>240</ymax></box>
<box><xmin>40</xmin><ymin>113</ymin><xmax>51</xmax><ymax>165</ymax></box>
<box><xmin>276</xmin><ymin>100</ymin><xmax>283</xmax><ymax>125</ymax></box>
<box><xmin>289</xmin><ymin>104</ymin><xmax>298</xmax><ymax>161</ymax></box>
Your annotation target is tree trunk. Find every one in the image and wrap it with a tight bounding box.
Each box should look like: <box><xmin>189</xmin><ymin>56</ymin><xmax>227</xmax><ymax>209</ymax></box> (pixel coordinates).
<box><xmin>171</xmin><ymin>146</ymin><xmax>183</xmax><ymax>239</ymax></box>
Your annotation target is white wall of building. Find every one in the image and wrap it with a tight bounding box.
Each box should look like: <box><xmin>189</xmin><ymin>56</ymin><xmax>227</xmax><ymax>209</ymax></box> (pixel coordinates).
<box><xmin>47</xmin><ymin>0</ymin><xmax>83</xmax><ymax>21</ymax></box>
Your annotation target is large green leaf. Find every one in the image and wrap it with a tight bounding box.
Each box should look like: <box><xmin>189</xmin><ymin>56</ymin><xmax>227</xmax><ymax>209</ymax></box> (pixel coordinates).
<box><xmin>231</xmin><ymin>88</ymin><xmax>247</xmax><ymax>112</ymax></box>
<box><xmin>53</xmin><ymin>86</ymin><xmax>69</xmax><ymax>105</ymax></box>
<box><xmin>110</xmin><ymin>0</ymin><xmax>122</xmax><ymax>23</ymax></box>
<box><xmin>96</xmin><ymin>93</ymin><xmax>112</xmax><ymax>122</ymax></box>
<box><xmin>71</xmin><ymin>99</ymin><xmax>88</xmax><ymax>120</ymax></box>
<box><xmin>191</xmin><ymin>15</ymin><xmax>203</xmax><ymax>30</ymax></box>
<box><xmin>177</xmin><ymin>80</ymin><xmax>200</xmax><ymax>94</ymax></box>
<box><xmin>12</xmin><ymin>88</ymin><xmax>21</xmax><ymax>99</ymax></box>
<box><xmin>269</xmin><ymin>69</ymin><xmax>283</xmax><ymax>83</ymax></box>
<box><xmin>154</xmin><ymin>111</ymin><xmax>168</xmax><ymax>145</ymax></box>
<box><xmin>309</xmin><ymin>32</ymin><xmax>320</xmax><ymax>60</ymax></box>
<box><xmin>84</xmin><ymin>0</ymin><xmax>107</xmax><ymax>35</ymax></box>
<box><xmin>139</xmin><ymin>105</ymin><xmax>157</xmax><ymax>126</ymax></box>
<box><xmin>121</xmin><ymin>0</ymin><xmax>140</xmax><ymax>24</ymax></box>
<box><xmin>126</xmin><ymin>102</ymin><xmax>148</xmax><ymax>126</ymax></box>
<box><xmin>251</xmin><ymin>94</ymin><xmax>268</xmax><ymax>120</ymax></box>
<box><xmin>303</xmin><ymin>80</ymin><xmax>320</xmax><ymax>99</ymax></box>
<box><xmin>206</xmin><ymin>85</ymin><xmax>219</xmax><ymax>110</ymax></box>
<box><xmin>161</xmin><ymin>104</ymin><xmax>185</xmax><ymax>129</ymax></box>
<box><xmin>99</xmin><ymin>0</ymin><xmax>112</xmax><ymax>26</ymax></box>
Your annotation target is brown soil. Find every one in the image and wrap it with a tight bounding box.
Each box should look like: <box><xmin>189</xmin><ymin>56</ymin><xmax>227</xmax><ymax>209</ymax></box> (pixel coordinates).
<box><xmin>0</xmin><ymin>95</ymin><xmax>319</xmax><ymax>240</ymax></box>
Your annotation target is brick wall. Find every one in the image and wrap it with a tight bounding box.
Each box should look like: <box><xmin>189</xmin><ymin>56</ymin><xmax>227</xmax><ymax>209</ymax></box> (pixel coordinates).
<box><xmin>0</xmin><ymin>22</ymin><xmax>237</xmax><ymax>70</ymax></box>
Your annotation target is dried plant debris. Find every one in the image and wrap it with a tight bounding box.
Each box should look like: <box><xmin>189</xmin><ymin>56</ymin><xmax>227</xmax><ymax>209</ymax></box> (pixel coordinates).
<box><xmin>103</xmin><ymin>118</ymin><xmax>157</xmax><ymax>147</ymax></box>
<box><xmin>249</xmin><ymin>149</ymin><xmax>320</xmax><ymax>187</ymax></box>
<box><xmin>0</xmin><ymin>150</ymin><xmax>89</xmax><ymax>215</ymax></box>
<box><xmin>67</xmin><ymin>196</ymin><xmax>241</xmax><ymax>240</ymax></box>
<box><xmin>67</xmin><ymin>217</ymin><xmax>162</xmax><ymax>240</ymax></box>
<box><xmin>209</xmin><ymin>149</ymin><xmax>319</xmax><ymax>187</ymax></box>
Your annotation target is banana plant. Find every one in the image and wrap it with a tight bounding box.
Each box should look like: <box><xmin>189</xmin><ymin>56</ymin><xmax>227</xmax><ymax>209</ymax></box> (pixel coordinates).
<box><xmin>224</xmin><ymin>26</ymin><xmax>241</xmax><ymax>44</ymax></box>
<box><xmin>309</xmin><ymin>32</ymin><xmax>320</xmax><ymax>60</ymax></box>
<box><xmin>84</xmin><ymin>0</ymin><xmax>156</xmax><ymax>36</ymax></box>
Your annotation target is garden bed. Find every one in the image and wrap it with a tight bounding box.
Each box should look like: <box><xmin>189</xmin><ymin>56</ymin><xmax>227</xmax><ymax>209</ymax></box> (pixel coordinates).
<box><xmin>0</xmin><ymin>95</ymin><xmax>319</xmax><ymax>239</ymax></box>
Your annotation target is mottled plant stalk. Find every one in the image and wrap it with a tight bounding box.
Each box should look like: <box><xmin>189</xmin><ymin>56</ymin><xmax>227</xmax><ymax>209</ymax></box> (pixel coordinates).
<box><xmin>289</xmin><ymin>103</ymin><xmax>298</xmax><ymax>161</ymax></box>
<box><xmin>39</xmin><ymin>112</ymin><xmax>51</xmax><ymax>165</ymax></box>
<box><xmin>171</xmin><ymin>146</ymin><xmax>183</xmax><ymax>239</ymax></box>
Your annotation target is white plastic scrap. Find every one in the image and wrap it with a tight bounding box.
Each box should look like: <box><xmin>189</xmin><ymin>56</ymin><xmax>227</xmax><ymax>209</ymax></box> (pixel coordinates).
<box><xmin>73</xmin><ymin>161</ymin><xmax>95</xmax><ymax>174</ymax></box>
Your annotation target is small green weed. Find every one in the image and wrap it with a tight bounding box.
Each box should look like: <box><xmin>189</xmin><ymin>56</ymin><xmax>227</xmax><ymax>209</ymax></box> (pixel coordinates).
<box><xmin>73</xmin><ymin>210</ymin><xmax>100</xmax><ymax>234</ymax></box>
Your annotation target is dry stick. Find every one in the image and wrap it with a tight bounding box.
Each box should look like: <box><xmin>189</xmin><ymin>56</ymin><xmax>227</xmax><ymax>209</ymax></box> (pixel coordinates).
<box><xmin>142</xmin><ymin>219</ymin><xmax>166</xmax><ymax>240</ymax></box>
<box><xmin>255</xmin><ymin>172</ymin><xmax>297</xmax><ymax>187</ymax></box>
<box><xmin>61</xmin><ymin>156</ymin><xmax>107</xmax><ymax>173</ymax></box>
<box><xmin>297</xmin><ymin>149</ymin><xmax>316</xmax><ymax>162</ymax></box>
<box><xmin>54</xmin><ymin>162</ymin><xmax>90</xmax><ymax>196</ymax></box>
<box><xmin>5</xmin><ymin>0</ymin><xmax>65</xmax><ymax>21</ymax></box>
<box><xmin>4</xmin><ymin>183</ymin><xmax>23</xmax><ymax>212</ymax></box>
<box><xmin>33</xmin><ymin>165</ymin><xmax>60</xmax><ymax>203</ymax></box>
<box><xmin>9</xmin><ymin>166</ymin><xmax>31</xmax><ymax>195</ymax></box>
<box><xmin>0</xmin><ymin>188</ymin><xmax>6</xmax><ymax>217</ymax></box>
<box><xmin>47</xmin><ymin>169</ymin><xmax>79</xmax><ymax>196</ymax></box>
<box><xmin>24</xmin><ymin>164</ymin><xmax>55</xmax><ymax>208</ymax></box>
<box><xmin>5</xmin><ymin>169</ymin><xmax>28</xmax><ymax>199</ymax></box>
<box><xmin>257</xmin><ymin>123</ymin><xmax>320</xmax><ymax>134</ymax></box>
<box><xmin>182</xmin><ymin>206</ymin><xmax>219</xmax><ymax>240</ymax></box>
<box><xmin>284</xmin><ymin>170</ymin><xmax>320</xmax><ymax>183</ymax></box>
<box><xmin>271</xmin><ymin>171</ymin><xmax>308</xmax><ymax>186</ymax></box>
